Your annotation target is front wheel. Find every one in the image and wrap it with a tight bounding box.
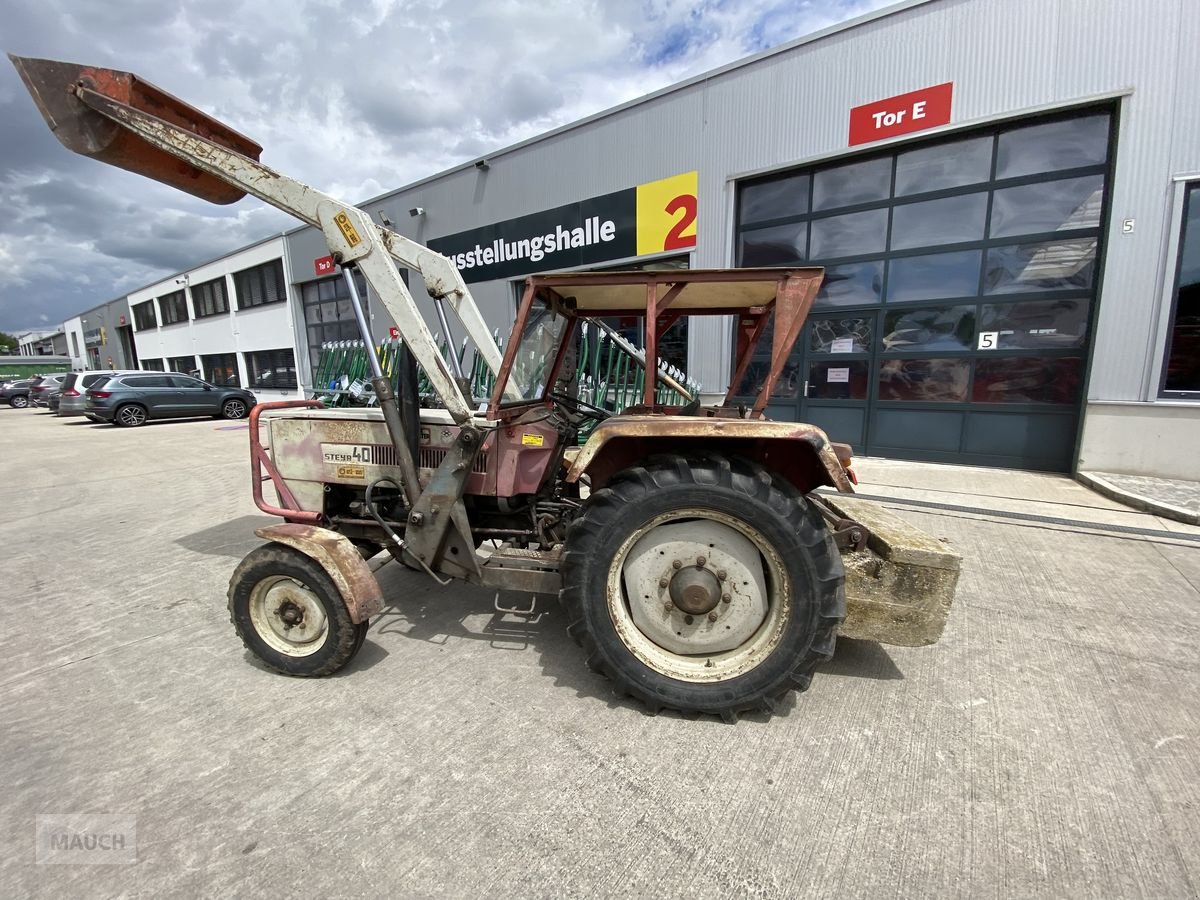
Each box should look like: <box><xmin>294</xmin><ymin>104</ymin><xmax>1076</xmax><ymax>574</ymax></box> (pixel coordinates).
<box><xmin>10</xmin><ymin>395</ymin><xmax>28</xmax><ymax>409</ymax></box>
<box><xmin>221</xmin><ymin>398</ymin><xmax>248</xmax><ymax>419</ymax></box>
<box><xmin>560</xmin><ymin>454</ymin><xmax>844</xmax><ymax>720</ymax></box>
<box><xmin>228</xmin><ymin>543</ymin><xmax>368</xmax><ymax>676</ymax></box>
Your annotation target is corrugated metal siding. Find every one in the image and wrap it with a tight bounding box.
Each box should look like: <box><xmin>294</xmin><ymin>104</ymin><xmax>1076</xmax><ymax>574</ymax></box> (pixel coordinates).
<box><xmin>283</xmin><ymin>0</ymin><xmax>1195</xmax><ymax>403</ymax></box>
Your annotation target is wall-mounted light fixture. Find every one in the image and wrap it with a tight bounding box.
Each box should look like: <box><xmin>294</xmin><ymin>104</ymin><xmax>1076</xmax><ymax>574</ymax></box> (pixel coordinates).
<box><xmin>378</xmin><ymin>210</ymin><xmax>394</xmax><ymax>227</ymax></box>
<box><xmin>408</xmin><ymin>207</ymin><xmax>425</xmax><ymax>218</ymax></box>
<box><xmin>475</xmin><ymin>159</ymin><xmax>489</xmax><ymax>171</ymax></box>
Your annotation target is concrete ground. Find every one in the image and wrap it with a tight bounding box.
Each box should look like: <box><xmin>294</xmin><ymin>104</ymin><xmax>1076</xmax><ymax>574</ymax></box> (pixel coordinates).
<box><xmin>2</xmin><ymin>406</ymin><xmax>1199</xmax><ymax>898</ymax></box>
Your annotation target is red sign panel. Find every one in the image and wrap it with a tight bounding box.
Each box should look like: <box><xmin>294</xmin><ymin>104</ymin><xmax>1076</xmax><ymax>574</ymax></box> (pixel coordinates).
<box><xmin>848</xmin><ymin>82</ymin><xmax>953</xmax><ymax>146</ymax></box>
<box><xmin>388</xmin><ymin>326</ymin><xmax>400</xmax><ymax>340</ymax></box>
<box><xmin>314</xmin><ymin>255</ymin><xmax>335</xmax><ymax>276</ymax></box>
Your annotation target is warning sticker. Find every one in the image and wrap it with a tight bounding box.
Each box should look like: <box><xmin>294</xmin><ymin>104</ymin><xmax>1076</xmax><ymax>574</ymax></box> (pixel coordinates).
<box><xmin>333</xmin><ymin>211</ymin><xmax>362</xmax><ymax>247</ymax></box>
<box><xmin>336</xmin><ymin>465</ymin><xmax>365</xmax><ymax>480</ymax></box>
<box><xmin>521</xmin><ymin>433</ymin><xmax>545</xmax><ymax>447</ymax></box>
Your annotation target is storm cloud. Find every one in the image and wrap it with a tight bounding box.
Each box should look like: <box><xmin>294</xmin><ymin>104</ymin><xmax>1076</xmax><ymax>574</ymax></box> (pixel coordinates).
<box><xmin>0</xmin><ymin>0</ymin><xmax>888</xmax><ymax>333</ymax></box>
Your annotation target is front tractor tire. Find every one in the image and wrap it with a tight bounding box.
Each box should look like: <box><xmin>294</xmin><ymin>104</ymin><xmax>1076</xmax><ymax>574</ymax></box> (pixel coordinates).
<box><xmin>560</xmin><ymin>455</ymin><xmax>844</xmax><ymax>720</ymax></box>
<box><xmin>228</xmin><ymin>543</ymin><xmax>369</xmax><ymax>677</ymax></box>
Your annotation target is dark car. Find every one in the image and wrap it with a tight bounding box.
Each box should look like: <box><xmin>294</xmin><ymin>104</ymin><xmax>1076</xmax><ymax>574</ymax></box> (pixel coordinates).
<box><xmin>29</xmin><ymin>373</ymin><xmax>66</xmax><ymax>408</ymax></box>
<box><xmin>85</xmin><ymin>373</ymin><xmax>257</xmax><ymax>427</ymax></box>
<box><xmin>0</xmin><ymin>379</ymin><xmax>35</xmax><ymax>408</ymax></box>
<box><xmin>47</xmin><ymin>389</ymin><xmax>63</xmax><ymax>413</ymax></box>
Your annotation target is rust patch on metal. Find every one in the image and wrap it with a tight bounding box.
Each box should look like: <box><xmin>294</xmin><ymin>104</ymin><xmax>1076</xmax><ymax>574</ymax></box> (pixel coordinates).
<box><xmin>565</xmin><ymin>416</ymin><xmax>855</xmax><ymax>494</ymax></box>
<box><xmin>256</xmin><ymin>523</ymin><xmax>385</xmax><ymax>623</ymax></box>
<box><xmin>9</xmin><ymin>55</ymin><xmax>261</xmax><ymax>204</ymax></box>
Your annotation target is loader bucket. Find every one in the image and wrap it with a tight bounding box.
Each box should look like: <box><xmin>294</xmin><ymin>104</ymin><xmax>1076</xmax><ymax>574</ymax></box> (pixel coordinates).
<box><xmin>9</xmin><ymin>54</ymin><xmax>262</xmax><ymax>205</ymax></box>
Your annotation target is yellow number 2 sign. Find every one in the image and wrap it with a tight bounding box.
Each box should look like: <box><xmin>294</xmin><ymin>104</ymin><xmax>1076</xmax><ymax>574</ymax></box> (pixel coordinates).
<box><xmin>636</xmin><ymin>171</ymin><xmax>698</xmax><ymax>257</ymax></box>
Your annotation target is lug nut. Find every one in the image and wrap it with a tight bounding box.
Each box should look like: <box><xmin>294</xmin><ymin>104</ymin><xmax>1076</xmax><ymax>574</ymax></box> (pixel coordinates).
<box><xmin>663</xmin><ymin>601</ymin><xmax>673</xmax><ymax>613</ymax></box>
<box><xmin>717</xmin><ymin>569</ymin><xmax>727</xmax><ymax>581</ymax></box>
<box><xmin>684</xmin><ymin>615</ymin><xmax>694</xmax><ymax>625</ymax></box>
<box><xmin>721</xmin><ymin>593</ymin><xmax>731</xmax><ymax>604</ymax></box>
<box><xmin>658</xmin><ymin>577</ymin><xmax>669</xmax><ymax>588</ymax></box>
<box><xmin>696</xmin><ymin>555</ymin><xmax>707</xmax><ymax>567</ymax></box>
<box><xmin>707</xmin><ymin>612</ymin><xmax>718</xmax><ymax>623</ymax></box>
<box><xmin>672</xmin><ymin>560</ymin><xmax>682</xmax><ymax>570</ymax></box>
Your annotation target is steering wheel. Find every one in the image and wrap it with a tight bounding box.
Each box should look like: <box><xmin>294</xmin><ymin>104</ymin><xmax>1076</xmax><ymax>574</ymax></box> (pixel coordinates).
<box><xmin>547</xmin><ymin>390</ymin><xmax>612</xmax><ymax>423</ymax></box>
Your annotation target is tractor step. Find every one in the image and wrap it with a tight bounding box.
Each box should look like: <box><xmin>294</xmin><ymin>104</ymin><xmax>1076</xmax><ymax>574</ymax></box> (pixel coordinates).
<box><xmin>479</xmin><ymin>544</ymin><xmax>562</xmax><ymax>596</ymax></box>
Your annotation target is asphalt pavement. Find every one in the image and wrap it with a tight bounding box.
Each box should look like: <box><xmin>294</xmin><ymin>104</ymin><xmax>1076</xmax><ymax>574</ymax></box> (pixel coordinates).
<box><xmin>1</xmin><ymin>406</ymin><xmax>1198</xmax><ymax>898</ymax></box>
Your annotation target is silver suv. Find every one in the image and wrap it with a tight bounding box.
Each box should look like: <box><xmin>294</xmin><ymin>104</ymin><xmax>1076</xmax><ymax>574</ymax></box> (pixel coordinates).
<box><xmin>58</xmin><ymin>370</ymin><xmax>143</xmax><ymax>418</ymax></box>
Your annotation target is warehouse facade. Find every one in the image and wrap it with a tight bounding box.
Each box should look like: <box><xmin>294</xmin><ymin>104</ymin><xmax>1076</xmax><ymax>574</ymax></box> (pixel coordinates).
<box><xmin>279</xmin><ymin>0</ymin><xmax>1199</xmax><ymax>478</ymax></box>
<box><xmin>71</xmin><ymin>0</ymin><xmax>1195</xmax><ymax>478</ymax></box>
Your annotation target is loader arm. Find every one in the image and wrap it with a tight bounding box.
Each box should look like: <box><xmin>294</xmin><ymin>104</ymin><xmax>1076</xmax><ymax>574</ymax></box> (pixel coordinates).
<box><xmin>9</xmin><ymin>55</ymin><xmax>518</xmax><ymax>419</ymax></box>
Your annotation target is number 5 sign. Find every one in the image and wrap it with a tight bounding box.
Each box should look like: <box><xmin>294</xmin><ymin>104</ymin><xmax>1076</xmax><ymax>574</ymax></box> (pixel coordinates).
<box><xmin>635</xmin><ymin>171</ymin><xmax>697</xmax><ymax>256</ymax></box>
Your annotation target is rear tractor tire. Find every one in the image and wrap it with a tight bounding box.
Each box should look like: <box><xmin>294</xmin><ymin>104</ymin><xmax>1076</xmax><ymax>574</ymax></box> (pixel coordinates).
<box><xmin>560</xmin><ymin>454</ymin><xmax>844</xmax><ymax>720</ymax></box>
<box><xmin>228</xmin><ymin>543</ymin><xmax>369</xmax><ymax>677</ymax></box>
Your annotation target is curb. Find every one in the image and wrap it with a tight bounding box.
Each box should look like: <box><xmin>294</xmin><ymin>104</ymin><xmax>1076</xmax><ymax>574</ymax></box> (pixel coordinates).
<box><xmin>1077</xmin><ymin>471</ymin><xmax>1200</xmax><ymax>526</ymax></box>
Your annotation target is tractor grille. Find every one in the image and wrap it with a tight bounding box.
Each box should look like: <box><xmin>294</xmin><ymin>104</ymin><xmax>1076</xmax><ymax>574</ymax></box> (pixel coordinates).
<box><xmin>419</xmin><ymin>445</ymin><xmax>489</xmax><ymax>473</ymax></box>
<box><xmin>363</xmin><ymin>443</ymin><xmax>488</xmax><ymax>473</ymax></box>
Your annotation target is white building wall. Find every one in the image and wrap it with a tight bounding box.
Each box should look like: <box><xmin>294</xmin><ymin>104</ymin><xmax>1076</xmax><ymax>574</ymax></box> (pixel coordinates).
<box><xmin>62</xmin><ymin>317</ymin><xmax>86</xmax><ymax>369</ymax></box>
<box><xmin>129</xmin><ymin>236</ymin><xmax>304</xmax><ymax>401</ymax></box>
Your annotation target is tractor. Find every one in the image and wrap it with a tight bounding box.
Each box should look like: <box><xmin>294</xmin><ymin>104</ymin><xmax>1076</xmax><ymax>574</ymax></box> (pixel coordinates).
<box><xmin>11</xmin><ymin>55</ymin><xmax>960</xmax><ymax>720</ymax></box>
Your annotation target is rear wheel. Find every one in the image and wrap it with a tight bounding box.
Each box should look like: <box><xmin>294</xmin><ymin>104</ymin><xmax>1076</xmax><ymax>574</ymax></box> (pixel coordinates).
<box><xmin>221</xmin><ymin>398</ymin><xmax>248</xmax><ymax>419</ymax></box>
<box><xmin>560</xmin><ymin>454</ymin><xmax>843</xmax><ymax>720</ymax></box>
<box><xmin>10</xmin><ymin>395</ymin><xmax>28</xmax><ymax>409</ymax></box>
<box><xmin>114</xmin><ymin>404</ymin><xmax>147</xmax><ymax>427</ymax></box>
<box><xmin>228</xmin><ymin>543</ymin><xmax>368</xmax><ymax>676</ymax></box>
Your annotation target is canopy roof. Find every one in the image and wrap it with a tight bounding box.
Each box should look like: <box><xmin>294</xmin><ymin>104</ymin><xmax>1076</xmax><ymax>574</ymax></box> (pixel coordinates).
<box><xmin>527</xmin><ymin>267</ymin><xmax>824</xmax><ymax>315</ymax></box>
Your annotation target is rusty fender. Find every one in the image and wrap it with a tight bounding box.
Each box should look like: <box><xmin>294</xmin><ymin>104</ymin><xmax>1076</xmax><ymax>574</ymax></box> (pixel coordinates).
<box><xmin>255</xmin><ymin>523</ymin><xmax>384</xmax><ymax>623</ymax></box>
<box><xmin>565</xmin><ymin>416</ymin><xmax>854</xmax><ymax>494</ymax></box>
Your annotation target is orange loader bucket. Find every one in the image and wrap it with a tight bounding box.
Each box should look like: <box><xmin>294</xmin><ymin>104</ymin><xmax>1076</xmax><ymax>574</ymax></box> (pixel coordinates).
<box><xmin>9</xmin><ymin>54</ymin><xmax>262</xmax><ymax>205</ymax></box>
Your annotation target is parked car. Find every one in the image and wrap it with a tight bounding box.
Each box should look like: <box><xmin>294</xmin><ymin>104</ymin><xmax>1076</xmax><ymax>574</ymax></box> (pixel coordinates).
<box><xmin>85</xmin><ymin>373</ymin><xmax>257</xmax><ymax>427</ymax></box>
<box><xmin>58</xmin><ymin>370</ymin><xmax>144</xmax><ymax>418</ymax></box>
<box><xmin>29</xmin><ymin>374</ymin><xmax>66</xmax><ymax>408</ymax></box>
<box><xmin>0</xmin><ymin>379</ymin><xmax>35</xmax><ymax>408</ymax></box>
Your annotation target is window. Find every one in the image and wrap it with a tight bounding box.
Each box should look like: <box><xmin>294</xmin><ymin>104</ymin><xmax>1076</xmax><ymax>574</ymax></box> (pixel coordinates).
<box><xmin>168</xmin><ymin>355</ymin><xmax>197</xmax><ymax>374</ymax></box>
<box><xmin>201</xmin><ymin>352</ymin><xmax>240</xmax><ymax>386</ymax></box>
<box><xmin>70</xmin><ymin>333</ymin><xmax>80</xmax><ymax>357</ymax></box>
<box><xmin>733</xmin><ymin>106</ymin><xmax>1113</xmax><ymax>471</ymax></box>
<box><xmin>158</xmin><ymin>290</ymin><xmax>189</xmax><ymax>326</ymax></box>
<box><xmin>245</xmin><ymin>349</ymin><xmax>297</xmax><ymax>390</ymax></box>
<box><xmin>133</xmin><ymin>300</ymin><xmax>157</xmax><ymax>331</ymax></box>
<box><xmin>192</xmin><ymin>277</ymin><xmax>230</xmax><ymax>318</ymax></box>
<box><xmin>301</xmin><ymin>271</ymin><xmax>369</xmax><ymax>371</ymax></box>
<box><xmin>122</xmin><ymin>375</ymin><xmax>172</xmax><ymax>388</ymax></box>
<box><xmin>1161</xmin><ymin>183</ymin><xmax>1200</xmax><ymax>396</ymax></box>
<box><xmin>142</xmin><ymin>358</ymin><xmax>165</xmax><ymax>371</ymax></box>
<box><xmin>233</xmin><ymin>259</ymin><xmax>287</xmax><ymax>309</ymax></box>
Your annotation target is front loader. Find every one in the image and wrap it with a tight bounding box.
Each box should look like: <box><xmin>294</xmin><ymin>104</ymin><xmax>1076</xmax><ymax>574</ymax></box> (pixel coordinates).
<box><xmin>11</xmin><ymin>54</ymin><xmax>960</xmax><ymax>720</ymax></box>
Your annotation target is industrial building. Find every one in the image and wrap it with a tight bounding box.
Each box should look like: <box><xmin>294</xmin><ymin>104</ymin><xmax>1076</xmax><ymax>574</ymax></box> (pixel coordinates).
<box><xmin>60</xmin><ymin>0</ymin><xmax>1200</xmax><ymax>478</ymax></box>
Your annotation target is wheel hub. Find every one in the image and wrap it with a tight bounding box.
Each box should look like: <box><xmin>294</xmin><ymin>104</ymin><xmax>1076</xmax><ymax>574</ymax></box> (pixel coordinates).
<box><xmin>669</xmin><ymin>566</ymin><xmax>721</xmax><ymax>614</ymax></box>
<box><xmin>621</xmin><ymin>519</ymin><xmax>769</xmax><ymax>656</ymax></box>
<box><xmin>248</xmin><ymin>576</ymin><xmax>329</xmax><ymax>656</ymax></box>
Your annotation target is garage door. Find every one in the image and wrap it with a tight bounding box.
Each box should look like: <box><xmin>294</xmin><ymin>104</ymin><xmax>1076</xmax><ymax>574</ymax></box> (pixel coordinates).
<box><xmin>734</xmin><ymin>106</ymin><xmax>1114</xmax><ymax>471</ymax></box>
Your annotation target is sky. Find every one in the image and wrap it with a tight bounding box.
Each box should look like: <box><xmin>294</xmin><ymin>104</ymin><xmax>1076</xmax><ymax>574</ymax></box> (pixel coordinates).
<box><xmin>0</xmin><ymin>0</ymin><xmax>892</xmax><ymax>336</ymax></box>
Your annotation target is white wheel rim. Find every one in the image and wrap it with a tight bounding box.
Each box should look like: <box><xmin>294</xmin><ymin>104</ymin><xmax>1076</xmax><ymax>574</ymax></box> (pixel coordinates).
<box><xmin>248</xmin><ymin>575</ymin><xmax>329</xmax><ymax>657</ymax></box>
<box><xmin>606</xmin><ymin>508</ymin><xmax>790</xmax><ymax>683</ymax></box>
